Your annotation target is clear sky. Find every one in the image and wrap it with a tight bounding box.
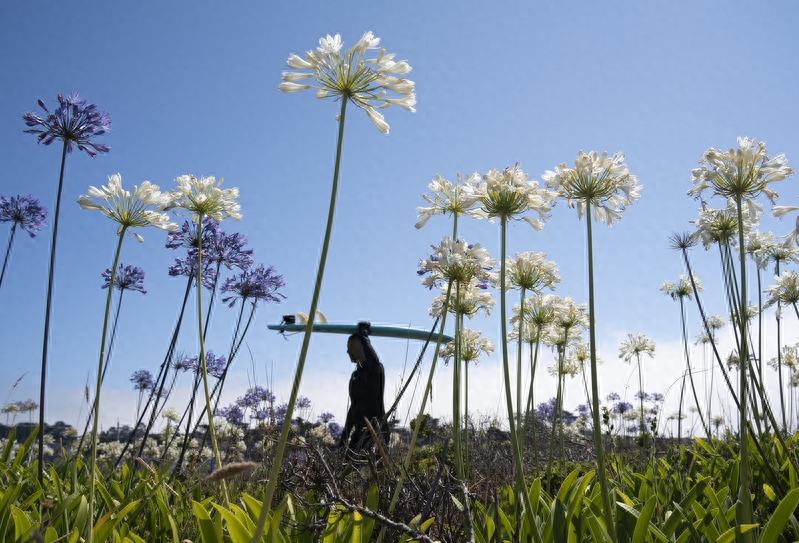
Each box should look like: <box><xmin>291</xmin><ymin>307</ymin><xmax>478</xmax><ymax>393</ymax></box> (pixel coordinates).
<box><xmin>2</xmin><ymin>2</ymin><xmax>799</xmax><ymax>436</ymax></box>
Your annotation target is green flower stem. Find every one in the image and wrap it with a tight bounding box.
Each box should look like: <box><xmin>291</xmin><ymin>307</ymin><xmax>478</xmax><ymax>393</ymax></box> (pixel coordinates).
<box><xmin>453</xmin><ymin>281</ymin><xmax>464</xmax><ymax>480</ymax></box>
<box><xmin>38</xmin><ymin>139</ymin><xmax>69</xmax><ymax>486</ymax></box>
<box><xmin>499</xmin><ymin>218</ymin><xmax>543</xmax><ymax>543</ymax></box>
<box><xmin>516</xmin><ymin>288</ymin><xmax>526</xmax><ymax>447</ymax></box>
<box><xmin>585</xmin><ymin>204</ymin><xmax>617</xmax><ymax>543</ymax></box>
<box><xmin>87</xmin><ymin>227</ymin><xmax>126</xmax><ymax>543</ymax></box>
<box><xmin>734</xmin><ymin>197</ymin><xmax>754</xmax><ymax>542</ymax></box>
<box><xmin>637</xmin><ymin>355</ymin><xmax>645</xmax><ymax>436</ymax></box>
<box><xmin>195</xmin><ymin>216</ymin><xmax>228</xmax><ymax>505</ymax></box>
<box><xmin>251</xmin><ymin>99</ymin><xmax>348</xmax><ymax>542</ymax></box>
<box><xmin>679</xmin><ymin>297</ymin><xmax>710</xmax><ymax>440</ymax></box>
<box><xmin>525</xmin><ymin>331</ymin><xmax>542</xmax><ymax>471</ymax></box>
<box><xmin>462</xmin><ymin>317</ymin><xmax>470</xmax><ymax>470</ymax></box>
<box><xmin>0</xmin><ymin>222</ymin><xmax>17</xmax><ymax>290</ymax></box>
<box><xmin>775</xmin><ymin>259</ymin><xmax>787</xmax><ymax>431</ymax></box>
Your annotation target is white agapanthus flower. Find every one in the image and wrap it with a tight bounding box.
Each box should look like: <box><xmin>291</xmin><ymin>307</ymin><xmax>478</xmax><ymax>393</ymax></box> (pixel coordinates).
<box><xmin>476</xmin><ymin>163</ymin><xmax>555</xmax><ymax>229</ymax></box>
<box><xmin>765</xmin><ymin>270</ymin><xmax>799</xmax><ymax>308</ymax></box>
<box><xmin>543</xmin><ymin>151</ymin><xmax>641</xmax><ymax>226</ymax></box>
<box><xmin>618</xmin><ymin>332</ymin><xmax>656</xmax><ymax>363</ymax></box>
<box><xmin>660</xmin><ymin>273</ymin><xmax>704</xmax><ymax>301</ymax></box>
<box><xmin>509</xmin><ymin>293</ymin><xmax>567</xmax><ymax>343</ymax></box>
<box><xmin>754</xmin><ymin>233</ymin><xmax>799</xmax><ymax>271</ymax></box>
<box><xmin>688</xmin><ymin>137</ymin><xmax>793</xmax><ymax>205</ymax></box>
<box><xmin>415</xmin><ymin>173</ymin><xmax>486</xmax><ymax>229</ymax></box>
<box><xmin>78</xmin><ymin>173</ymin><xmax>177</xmax><ymax>242</ymax></box>
<box><xmin>690</xmin><ymin>202</ymin><xmax>761</xmax><ymax>249</ymax></box>
<box><xmin>167</xmin><ymin>174</ymin><xmax>241</xmax><ymax>223</ymax></box>
<box><xmin>418</xmin><ymin>237</ymin><xmax>497</xmax><ymax>288</ymax></box>
<box><xmin>439</xmin><ymin>328</ymin><xmax>494</xmax><ymax>364</ymax></box>
<box><xmin>505</xmin><ymin>251</ymin><xmax>560</xmax><ymax>293</ymax></box>
<box><xmin>279</xmin><ymin>31</ymin><xmax>416</xmax><ymax>134</ymax></box>
<box><xmin>429</xmin><ymin>277</ymin><xmax>495</xmax><ymax>318</ymax></box>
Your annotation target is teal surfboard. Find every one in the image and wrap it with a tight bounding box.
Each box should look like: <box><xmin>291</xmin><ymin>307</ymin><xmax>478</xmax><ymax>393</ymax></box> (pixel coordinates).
<box><xmin>267</xmin><ymin>322</ymin><xmax>454</xmax><ymax>343</ymax></box>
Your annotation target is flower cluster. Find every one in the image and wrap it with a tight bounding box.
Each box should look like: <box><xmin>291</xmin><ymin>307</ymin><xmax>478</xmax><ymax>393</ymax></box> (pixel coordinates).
<box><xmin>415</xmin><ymin>173</ymin><xmax>486</xmax><ymax>229</ymax></box>
<box><xmin>418</xmin><ymin>238</ymin><xmax>496</xmax><ymax>289</ymax></box>
<box><xmin>429</xmin><ymin>278</ymin><xmax>494</xmax><ymax>319</ymax></box>
<box><xmin>167</xmin><ymin>175</ymin><xmax>241</xmax><ymax>223</ymax></box>
<box><xmin>279</xmin><ymin>31</ymin><xmax>416</xmax><ymax>134</ymax></box>
<box><xmin>23</xmin><ymin>93</ymin><xmax>111</xmax><ymax>157</ymax></box>
<box><xmin>660</xmin><ymin>273</ymin><xmax>704</xmax><ymax>301</ymax></box>
<box><xmin>477</xmin><ymin>163</ymin><xmax>555</xmax><ymax>228</ymax></box>
<box><xmin>439</xmin><ymin>328</ymin><xmax>494</xmax><ymax>365</ymax></box>
<box><xmin>102</xmin><ymin>264</ymin><xmax>146</xmax><ymax>294</ymax></box>
<box><xmin>78</xmin><ymin>174</ymin><xmax>177</xmax><ymax>242</ymax></box>
<box><xmin>0</xmin><ymin>195</ymin><xmax>47</xmax><ymax>237</ymax></box>
<box><xmin>505</xmin><ymin>251</ymin><xmax>560</xmax><ymax>293</ymax></box>
<box><xmin>765</xmin><ymin>270</ymin><xmax>799</xmax><ymax>308</ymax></box>
<box><xmin>618</xmin><ymin>333</ymin><xmax>656</xmax><ymax>363</ymax></box>
<box><xmin>221</xmin><ymin>264</ymin><xmax>286</xmax><ymax>308</ymax></box>
<box><xmin>543</xmin><ymin>151</ymin><xmax>641</xmax><ymax>226</ymax></box>
<box><xmin>130</xmin><ymin>369</ymin><xmax>154</xmax><ymax>391</ymax></box>
<box><xmin>184</xmin><ymin>351</ymin><xmax>227</xmax><ymax>379</ymax></box>
<box><xmin>688</xmin><ymin>137</ymin><xmax>793</xmax><ymax>204</ymax></box>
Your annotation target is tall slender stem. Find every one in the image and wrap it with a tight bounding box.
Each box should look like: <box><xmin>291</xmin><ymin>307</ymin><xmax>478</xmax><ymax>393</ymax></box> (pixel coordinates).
<box><xmin>0</xmin><ymin>223</ymin><xmax>17</xmax><ymax>290</ymax></box>
<box><xmin>585</xmin><ymin>204</ymin><xmax>618</xmax><ymax>543</ymax></box>
<box><xmin>453</xmin><ymin>281</ymin><xmax>463</xmax><ymax>480</ymax></box>
<box><xmin>499</xmin><ymin>217</ymin><xmax>543</xmax><ymax>543</ymax></box>
<box><xmin>251</xmin><ymin>99</ymin><xmax>348</xmax><ymax>542</ymax></box>
<box><xmin>195</xmin><ymin>216</ymin><xmax>228</xmax><ymax>504</ymax></box>
<box><xmin>735</xmin><ymin>197</ymin><xmax>753</xmax><ymax>542</ymax></box>
<box><xmin>516</xmin><ymin>288</ymin><xmax>526</xmax><ymax>447</ymax></box>
<box><xmin>87</xmin><ymin>229</ymin><xmax>126</xmax><ymax>543</ymax></box>
<box><xmin>38</xmin><ymin>140</ymin><xmax>68</xmax><ymax>486</ymax></box>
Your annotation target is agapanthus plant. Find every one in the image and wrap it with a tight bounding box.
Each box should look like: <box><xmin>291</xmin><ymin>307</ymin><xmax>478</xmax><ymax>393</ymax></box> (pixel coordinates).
<box><xmin>130</xmin><ymin>369</ymin><xmax>154</xmax><ymax>422</ymax></box>
<box><xmin>165</xmin><ymin>174</ymin><xmax>240</xmax><ymax>501</ymax></box>
<box><xmin>23</xmin><ymin>93</ymin><xmax>110</xmax><ymax>485</ymax></box>
<box><xmin>543</xmin><ymin>150</ymin><xmax>641</xmax><ymax>541</ymax></box>
<box><xmin>469</xmin><ymin>163</ymin><xmax>556</xmax><ymax>535</ymax></box>
<box><xmin>0</xmin><ymin>195</ymin><xmax>47</xmax><ymax>290</ymax></box>
<box><xmin>264</xmin><ymin>33</ymin><xmax>414</xmax><ymax>540</ymax></box>
<box><xmin>79</xmin><ymin>173</ymin><xmax>174</xmax><ymax>543</ymax></box>
<box><xmin>688</xmin><ymin>137</ymin><xmax>793</xmax><ymax>534</ymax></box>
<box><xmin>618</xmin><ymin>333</ymin><xmax>655</xmax><ymax>436</ymax></box>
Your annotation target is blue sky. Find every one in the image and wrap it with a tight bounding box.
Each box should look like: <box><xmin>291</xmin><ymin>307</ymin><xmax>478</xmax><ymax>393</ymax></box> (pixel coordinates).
<box><xmin>2</xmin><ymin>2</ymin><xmax>799</xmax><ymax>436</ymax></box>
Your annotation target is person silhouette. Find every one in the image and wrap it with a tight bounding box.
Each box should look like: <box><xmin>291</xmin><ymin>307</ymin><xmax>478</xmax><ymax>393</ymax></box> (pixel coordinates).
<box><xmin>338</xmin><ymin>322</ymin><xmax>390</xmax><ymax>452</ymax></box>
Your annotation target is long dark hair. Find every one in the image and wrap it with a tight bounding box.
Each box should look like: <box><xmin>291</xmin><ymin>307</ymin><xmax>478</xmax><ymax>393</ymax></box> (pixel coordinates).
<box><xmin>349</xmin><ymin>321</ymin><xmax>381</xmax><ymax>370</ymax></box>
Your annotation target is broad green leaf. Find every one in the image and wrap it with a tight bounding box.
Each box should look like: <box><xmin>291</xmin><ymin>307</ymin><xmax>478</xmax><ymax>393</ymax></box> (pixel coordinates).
<box><xmin>10</xmin><ymin>505</ymin><xmax>34</xmax><ymax>542</ymax></box>
<box><xmin>211</xmin><ymin>503</ymin><xmax>252</xmax><ymax>543</ymax></box>
<box><xmin>717</xmin><ymin>524</ymin><xmax>758</xmax><ymax>543</ymax></box>
<box><xmin>193</xmin><ymin>500</ymin><xmax>222</xmax><ymax>543</ymax></box>
<box><xmin>631</xmin><ymin>496</ymin><xmax>655</xmax><ymax>543</ymax></box>
<box><xmin>759</xmin><ymin>488</ymin><xmax>799</xmax><ymax>543</ymax></box>
<box><xmin>362</xmin><ymin>484</ymin><xmax>378</xmax><ymax>542</ymax></box>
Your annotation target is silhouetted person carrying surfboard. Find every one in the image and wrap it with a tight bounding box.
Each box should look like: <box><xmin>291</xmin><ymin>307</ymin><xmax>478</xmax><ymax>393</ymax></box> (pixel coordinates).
<box><xmin>338</xmin><ymin>322</ymin><xmax>390</xmax><ymax>452</ymax></box>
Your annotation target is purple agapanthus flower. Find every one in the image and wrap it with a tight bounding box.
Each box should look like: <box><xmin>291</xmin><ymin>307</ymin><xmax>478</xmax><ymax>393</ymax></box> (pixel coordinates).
<box><xmin>635</xmin><ymin>391</ymin><xmax>651</xmax><ymax>402</ymax></box>
<box><xmin>0</xmin><ymin>195</ymin><xmax>47</xmax><ymax>238</ymax></box>
<box><xmin>612</xmin><ymin>401</ymin><xmax>634</xmax><ymax>415</ymax></box>
<box><xmin>296</xmin><ymin>396</ymin><xmax>311</xmax><ymax>410</ymax></box>
<box><xmin>101</xmin><ymin>264</ymin><xmax>146</xmax><ymax>294</ymax></box>
<box><xmin>173</xmin><ymin>356</ymin><xmax>195</xmax><ymax>372</ymax></box>
<box><xmin>273</xmin><ymin>403</ymin><xmax>288</xmax><ymax>426</ymax></box>
<box><xmin>130</xmin><ymin>369</ymin><xmax>154</xmax><ymax>391</ymax></box>
<box><xmin>651</xmin><ymin>392</ymin><xmax>665</xmax><ymax>403</ymax></box>
<box><xmin>218</xmin><ymin>404</ymin><xmax>244</xmax><ymax>425</ymax></box>
<box><xmin>237</xmin><ymin>385</ymin><xmax>275</xmax><ymax>409</ymax></box>
<box><xmin>23</xmin><ymin>93</ymin><xmax>111</xmax><ymax>157</ymax></box>
<box><xmin>318</xmin><ymin>412</ymin><xmax>335</xmax><ymax>424</ymax></box>
<box><xmin>328</xmin><ymin>422</ymin><xmax>343</xmax><ymax>441</ymax></box>
<box><xmin>206</xmin><ymin>229</ymin><xmax>253</xmax><ymax>271</ymax></box>
<box><xmin>185</xmin><ymin>351</ymin><xmax>227</xmax><ymax>379</ymax></box>
<box><xmin>165</xmin><ymin>218</ymin><xmax>218</xmax><ymax>251</ymax></box>
<box><xmin>605</xmin><ymin>392</ymin><xmax>621</xmax><ymax>402</ymax></box>
<box><xmin>168</xmin><ymin>254</ymin><xmax>217</xmax><ymax>290</ymax></box>
<box><xmin>221</xmin><ymin>264</ymin><xmax>286</xmax><ymax>308</ymax></box>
